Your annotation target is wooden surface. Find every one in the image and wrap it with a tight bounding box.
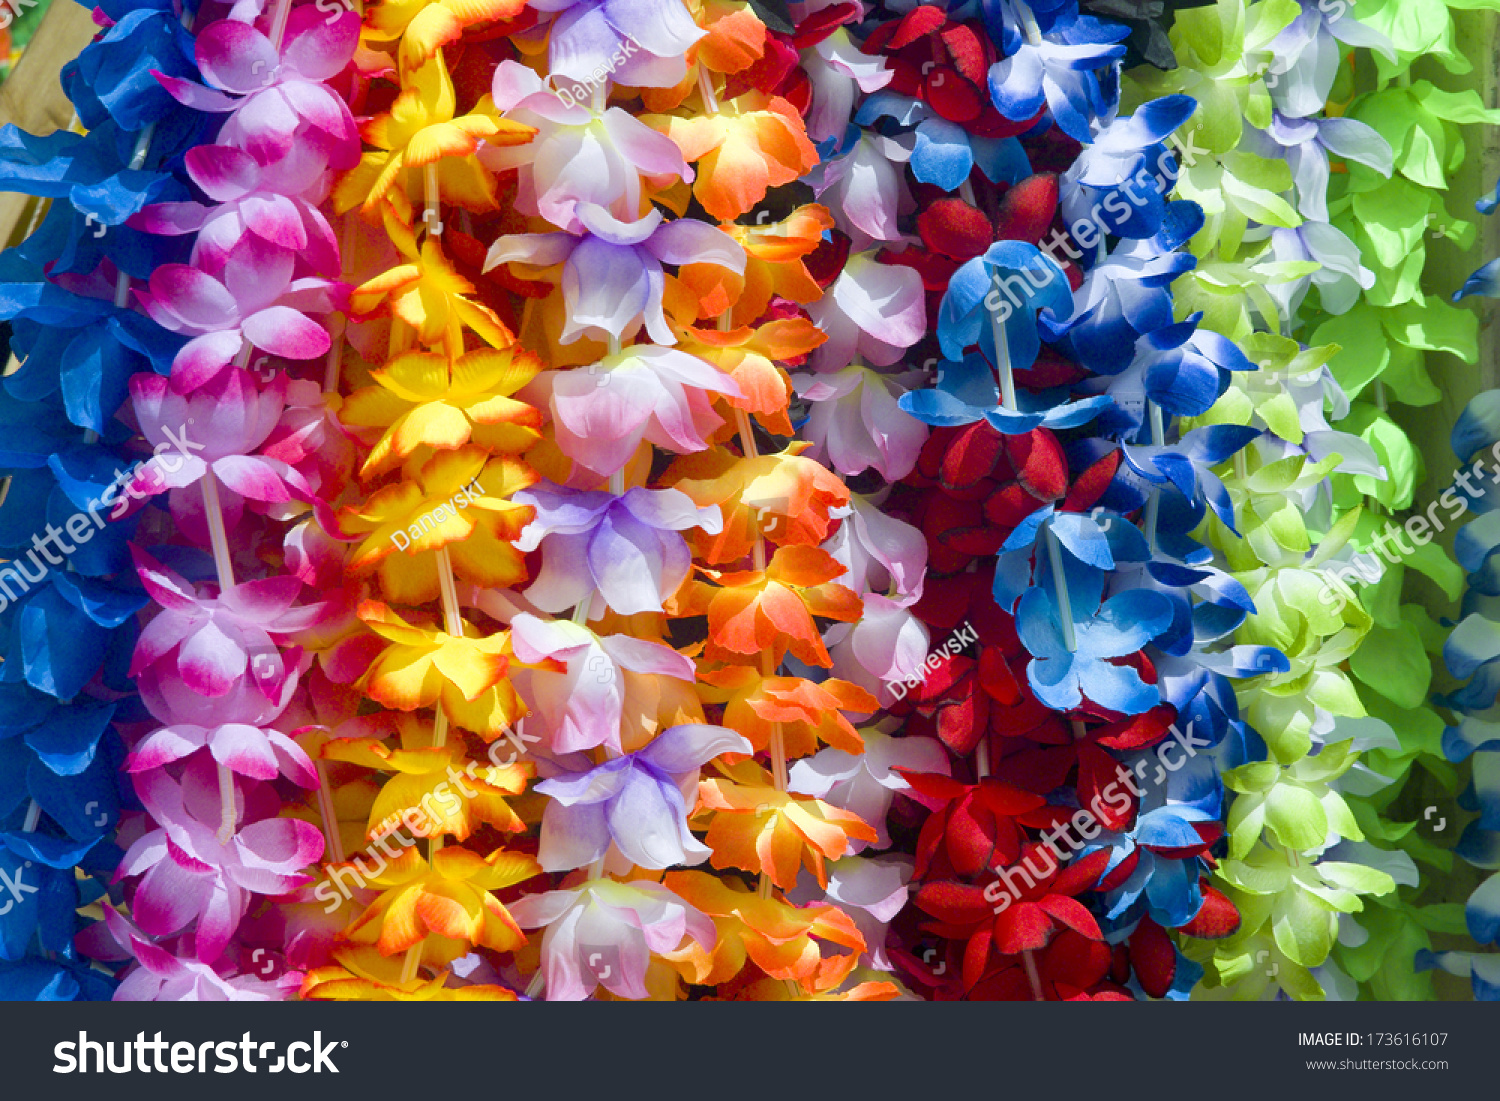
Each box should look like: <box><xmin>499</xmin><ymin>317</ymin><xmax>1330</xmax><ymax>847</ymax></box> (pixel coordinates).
<box><xmin>0</xmin><ymin>0</ymin><xmax>96</xmax><ymax>247</ymax></box>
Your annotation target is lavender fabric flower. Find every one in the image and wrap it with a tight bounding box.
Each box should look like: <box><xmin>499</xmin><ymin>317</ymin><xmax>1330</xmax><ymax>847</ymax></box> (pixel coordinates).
<box><xmin>485</xmin><ymin>204</ymin><xmax>742</xmax><ymax>346</ymax></box>
<box><xmin>527</xmin><ymin>0</ymin><xmax>706</xmax><ymax>88</ymax></box>
<box><xmin>535</xmin><ymin>723</ymin><xmax>750</xmax><ymax>870</ymax></box>
<box><xmin>513</xmin><ymin>482</ymin><xmax>722</xmax><ymax>618</ymax></box>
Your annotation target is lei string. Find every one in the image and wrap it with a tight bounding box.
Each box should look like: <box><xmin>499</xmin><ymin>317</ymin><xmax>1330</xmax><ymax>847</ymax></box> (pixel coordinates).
<box><xmin>1130</xmin><ymin>0</ymin><xmax>1484</xmax><ymax>999</ymax></box>
<box><xmin>84</xmin><ymin>0</ymin><xmax>371</xmax><ymax>999</ymax></box>
<box><xmin>0</xmin><ymin>0</ymin><xmax>225</xmax><ymax>1000</ymax></box>
<box><xmin>451</xmin><ymin>0</ymin><xmax>924</xmax><ymax>1000</ymax></box>
<box><xmin>1424</xmin><ymin>165</ymin><xmax>1500</xmax><ymax>998</ymax></box>
<box><xmin>864</xmin><ymin>0</ymin><xmax>1277</xmax><ymax>1000</ymax></box>
<box><xmin>296</xmin><ymin>52</ymin><xmax>547</xmax><ymax>988</ymax></box>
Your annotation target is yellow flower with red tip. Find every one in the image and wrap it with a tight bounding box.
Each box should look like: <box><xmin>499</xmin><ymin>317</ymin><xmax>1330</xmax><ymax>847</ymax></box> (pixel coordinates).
<box><xmin>344</xmin><ymin>845</ymin><xmax>540</xmax><ymax>960</ymax></box>
<box><xmin>363</xmin><ymin>0</ymin><xmax>530</xmax><ymax>74</ymax></box>
<box><xmin>321</xmin><ymin>715</ymin><xmax>530</xmax><ymax>841</ymax></box>
<box><xmin>335</xmin><ymin>51</ymin><xmax>533</xmax><ymax>216</ymax></box>
<box><xmin>302</xmin><ymin>946</ymin><xmax>519</xmax><ymax>1001</ymax></box>
<box><xmin>357</xmin><ymin>600</ymin><xmax>522</xmax><ymax>736</ymax></box>
<box><xmin>342</xmin><ymin>346</ymin><xmax>543</xmax><ymax>478</ymax></box>
<box><xmin>340</xmin><ymin>446</ymin><xmax>536</xmax><ymax>603</ymax></box>
<box><xmin>350</xmin><ymin>209</ymin><xmax>514</xmax><ymax>350</ymax></box>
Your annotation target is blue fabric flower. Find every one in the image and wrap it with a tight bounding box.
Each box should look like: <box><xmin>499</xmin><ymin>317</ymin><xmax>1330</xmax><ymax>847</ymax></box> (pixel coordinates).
<box><xmin>937</xmin><ymin>240</ymin><xmax>1075</xmax><ymax>366</ymax></box>
<box><xmin>1015</xmin><ymin>554</ymin><xmax>1173</xmax><ymax>713</ymax></box>
<box><xmin>1059</xmin><ymin>94</ymin><xmax>1195</xmax><ymax>239</ymax></box>
<box><xmin>898</xmin><ymin>351</ymin><xmax>1113</xmax><ymax>434</ymax></box>
<box><xmin>986</xmin><ymin>13</ymin><xmax>1129</xmax><ymax>142</ymax></box>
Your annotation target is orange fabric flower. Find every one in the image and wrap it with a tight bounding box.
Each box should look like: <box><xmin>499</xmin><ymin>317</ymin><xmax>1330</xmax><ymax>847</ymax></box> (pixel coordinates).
<box><xmin>667</xmin><ymin>443</ymin><xmax>850</xmax><ymax>563</ymax></box>
<box><xmin>679</xmin><ymin>205</ymin><xmax>834</xmax><ymax>325</ymax></box>
<box><xmin>673</xmin><ymin>316</ymin><xmax>825</xmax><ymax>435</ymax></box>
<box><xmin>677</xmin><ymin>544</ymin><xmax>862</xmax><ymax>668</ymax></box>
<box><xmin>693</xmin><ymin>759</ymin><xmax>876</xmax><ymax>888</ymax></box>
<box><xmin>663</xmin><ymin>869</ymin><xmax>868</xmax><ymax>991</ymax></box>
<box><xmin>697</xmin><ymin>665</ymin><xmax>875</xmax><ymax>757</ymax></box>
<box><xmin>646</xmin><ymin>93</ymin><xmax>817</xmax><ymax>221</ymax></box>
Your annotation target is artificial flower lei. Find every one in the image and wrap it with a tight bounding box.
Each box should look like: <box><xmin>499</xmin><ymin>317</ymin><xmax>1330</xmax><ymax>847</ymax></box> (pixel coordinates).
<box><xmin>0</xmin><ymin>0</ymin><xmax>1495</xmax><ymax>1006</ymax></box>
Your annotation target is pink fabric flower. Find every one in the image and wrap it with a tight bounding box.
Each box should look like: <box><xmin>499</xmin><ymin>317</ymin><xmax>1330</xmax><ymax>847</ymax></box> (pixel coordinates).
<box><xmin>827</xmin><ymin>593</ymin><xmax>931</xmax><ymax>699</ymax></box>
<box><xmin>508</xmin><ymin>879</ymin><xmax>715</xmax><ymax>1001</ymax></box>
<box><xmin>132</xmin><ymin>143</ymin><xmax>341</xmax><ymax>275</ymax></box>
<box><xmin>157</xmin><ymin>9</ymin><xmax>361</xmax><ymax>172</ymax></box>
<box><xmin>512</xmin><ymin>483</ymin><xmax>722</xmax><ymax>617</ymax></box>
<box><xmin>807</xmin><ymin>131</ymin><xmax>910</xmax><ymax>246</ymax></box>
<box><xmin>136</xmin><ymin>238</ymin><xmax>343</xmax><ymax>392</ymax></box>
<box><xmin>824</xmin><ymin>493</ymin><xmax>928</xmax><ymax>598</ymax></box>
<box><xmin>128</xmin><ymin>548</ymin><xmax>322</xmax><ymax>725</ymax></box>
<box><xmin>485</xmin><ymin>204</ymin><xmax>743</xmax><ymax>346</ymax></box>
<box><xmin>803</xmin><ymin>28</ymin><xmax>893</xmax><ymax>144</ymax></box>
<box><xmin>483</xmin><ymin>60</ymin><xmax>692</xmax><ymax>233</ymax></box>
<box><xmin>130</xmin><ymin>367</ymin><xmax>307</xmax><ymax>504</ymax></box>
<box><xmin>793</xmin><ymin>366</ymin><xmax>928</xmax><ymax>481</ymax></box>
<box><xmin>509</xmin><ymin>612</ymin><xmax>696</xmax><ymax>755</ymax></box>
<box><xmin>789</xmin><ymin>727</ymin><xmax>949</xmax><ymax>850</ymax></box>
<box><xmin>92</xmin><ymin>907</ymin><xmax>301</xmax><ymax>1001</ymax></box>
<box><xmin>530</xmin><ymin>345</ymin><xmax>740</xmax><ymax>475</ymax></box>
<box><xmin>128</xmin><ymin>722</ymin><xmax>318</xmax><ymax>787</ymax></box>
<box><xmin>807</xmin><ymin>251</ymin><xmax>926</xmax><ymax>371</ymax></box>
<box><xmin>118</xmin><ymin>760</ymin><xmax>323</xmax><ymax>961</ymax></box>
<box><xmin>788</xmin><ymin>855</ymin><xmax>912</xmax><ymax>971</ymax></box>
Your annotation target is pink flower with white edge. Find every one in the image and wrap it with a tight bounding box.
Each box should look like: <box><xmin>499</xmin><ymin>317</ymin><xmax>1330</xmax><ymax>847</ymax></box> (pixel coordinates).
<box><xmin>128</xmin><ymin>722</ymin><xmax>318</xmax><ymax>788</ymax></box>
<box><xmin>132</xmin><ymin>144</ymin><xmax>341</xmax><ymax>276</ymax></box>
<box><xmin>156</xmin><ymin>9</ymin><xmax>361</xmax><ymax>173</ymax></box>
<box><xmin>93</xmin><ymin>907</ymin><xmax>301</xmax><ymax>1001</ymax></box>
<box><xmin>528</xmin><ymin>345</ymin><xmax>740</xmax><ymax>476</ymax></box>
<box><xmin>824</xmin><ymin>493</ymin><xmax>927</xmax><ymax>599</ymax></box>
<box><xmin>788</xmin><ymin>855</ymin><xmax>912</xmax><ymax>971</ymax></box>
<box><xmin>806</xmin><ymin>131</ymin><xmax>910</xmax><ymax>247</ymax></box>
<box><xmin>130</xmin><ymin>367</ymin><xmax>309</xmax><ymax>510</ymax></box>
<box><xmin>803</xmin><ymin>28</ymin><xmax>894</xmax><ymax>145</ymax></box>
<box><xmin>508</xmin><ymin>879</ymin><xmax>715</xmax><ymax>1001</ymax></box>
<box><xmin>807</xmin><ymin>251</ymin><xmax>925</xmax><ymax>371</ymax></box>
<box><xmin>129</xmin><ymin>548</ymin><xmax>322</xmax><ymax>725</ymax></box>
<box><xmin>509</xmin><ymin>612</ymin><xmax>696</xmax><ymax>755</ymax></box>
<box><xmin>483</xmin><ymin>61</ymin><xmax>693</xmax><ymax>234</ymax></box>
<box><xmin>118</xmin><ymin>760</ymin><xmax>324</xmax><ymax>962</ymax></box>
<box><xmin>827</xmin><ymin>593</ymin><xmax>931</xmax><ymax>701</ymax></box>
<box><xmin>789</xmin><ymin>726</ymin><xmax>949</xmax><ymax>851</ymax></box>
<box><xmin>793</xmin><ymin>366</ymin><xmax>928</xmax><ymax>482</ymax></box>
<box><xmin>138</xmin><ymin>236</ymin><xmax>343</xmax><ymax>393</ymax></box>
